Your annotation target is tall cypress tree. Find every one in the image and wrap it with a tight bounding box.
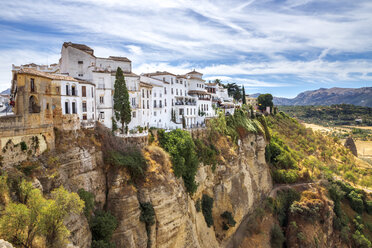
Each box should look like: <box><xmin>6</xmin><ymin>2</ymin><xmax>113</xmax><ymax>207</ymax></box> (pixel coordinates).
<box><xmin>242</xmin><ymin>86</ymin><xmax>247</xmax><ymax>105</ymax></box>
<box><xmin>113</xmin><ymin>67</ymin><xmax>131</xmax><ymax>133</ymax></box>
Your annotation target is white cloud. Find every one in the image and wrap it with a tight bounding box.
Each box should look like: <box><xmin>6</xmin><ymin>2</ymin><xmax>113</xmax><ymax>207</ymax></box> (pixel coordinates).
<box><xmin>0</xmin><ymin>0</ymin><xmax>372</xmax><ymax>92</ymax></box>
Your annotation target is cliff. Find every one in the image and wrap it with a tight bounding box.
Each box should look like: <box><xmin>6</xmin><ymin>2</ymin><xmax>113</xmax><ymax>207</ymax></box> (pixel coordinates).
<box><xmin>30</xmin><ymin>129</ymin><xmax>272</xmax><ymax>248</ymax></box>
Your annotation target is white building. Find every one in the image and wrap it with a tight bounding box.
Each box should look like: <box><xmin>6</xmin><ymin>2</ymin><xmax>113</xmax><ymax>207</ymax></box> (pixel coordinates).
<box><xmin>60</xmin><ymin>42</ymin><xmax>140</xmax><ymax>130</ymax></box>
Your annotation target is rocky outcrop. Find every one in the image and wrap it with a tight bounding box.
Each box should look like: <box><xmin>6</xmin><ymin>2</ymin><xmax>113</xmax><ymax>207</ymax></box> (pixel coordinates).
<box><xmin>0</xmin><ymin>239</ymin><xmax>14</xmax><ymax>248</ymax></box>
<box><xmin>35</xmin><ymin>133</ymin><xmax>272</xmax><ymax>248</ymax></box>
<box><xmin>344</xmin><ymin>137</ymin><xmax>358</xmax><ymax>157</ymax></box>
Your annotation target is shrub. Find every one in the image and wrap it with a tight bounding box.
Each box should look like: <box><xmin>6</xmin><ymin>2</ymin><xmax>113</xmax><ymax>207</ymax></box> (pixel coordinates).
<box><xmin>348</xmin><ymin>191</ymin><xmax>364</xmax><ymax>214</ymax></box>
<box><xmin>92</xmin><ymin>240</ymin><xmax>116</xmax><ymax>248</ymax></box>
<box><xmin>202</xmin><ymin>194</ymin><xmax>214</xmax><ymax>227</ymax></box>
<box><xmin>221</xmin><ymin>211</ymin><xmax>236</xmax><ymax>230</ymax></box>
<box><xmin>270</xmin><ymin>224</ymin><xmax>285</xmax><ymax>248</ymax></box>
<box><xmin>272</xmin><ymin>169</ymin><xmax>299</xmax><ymax>184</ymax></box>
<box><xmin>195</xmin><ymin>199</ymin><xmax>201</xmax><ymax>212</ymax></box>
<box><xmin>366</xmin><ymin>200</ymin><xmax>372</xmax><ymax>214</ymax></box>
<box><xmin>78</xmin><ymin>189</ymin><xmax>95</xmax><ymax>218</ymax></box>
<box><xmin>193</xmin><ymin>139</ymin><xmax>218</xmax><ymax>169</ymax></box>
<box><xmin>352</xmin><ymin>230</ymin><xmax>371</xmax><ymax>248</ymax></box>
<box><xmin>108</xmin><ymin>150</ymin><xmax>147</xmax><ymax>182</ymax></box>
<box><xmin>90</xmin><ymin>211</ymin><xmax>117</xmax><ymax>243</ymax></box>
<box><xmin>20</xmin><ymin>141</ymin><xmax>27</xmax><ymax>151</ymax></box>
<box><xmin>139</xmin><ymin>202</ymin><xmax>155</xmax><ymax>247</ymax></box>
<box><xmin>158</xmin><ymin>129</ymin><xmax>199</xmax><ymax>194</ymax></box>
<box><xmin>274</xmin><ymin>189</ymin><xmax>300</xmax><ymax>227</ymax></box>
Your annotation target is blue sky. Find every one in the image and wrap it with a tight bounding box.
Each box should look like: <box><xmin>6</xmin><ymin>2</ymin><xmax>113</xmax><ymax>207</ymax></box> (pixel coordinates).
<box><xmin>0</xmin><ymin>0</ymin><xmax>372</xmax><ymax>97</ymax></box>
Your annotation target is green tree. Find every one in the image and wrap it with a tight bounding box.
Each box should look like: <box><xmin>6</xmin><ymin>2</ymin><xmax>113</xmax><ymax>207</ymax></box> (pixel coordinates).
<box><xmin>257</xmin><ymin>93</ymin><xmax>273</xmax><ymax>112</ymax></box>
<box><xmin>213</xmin><ymin>79</ymin><xmax>221</xmax><ymax>86</ymax></box>
<box><xmin>226</xmin><ymin>83</ymin><xmax>242</xmax><ymax>101</ymax></box>
<box><xmin>0</xmin><ymin>181</ymin><xmax>84</xmax><ymax>248</ymax></box>
<box><xmin>113</xmin><ymin>67</ymin><xmax>131</xmax><ymax>134</ymax></box>
<box><xmin>90</xmin><ymin>211</ymin><xmax>117</xmax><ymax>243</ymax></box>
<box><xmin>242</xmin><ymin>86</ymin><xmax>246</xmax><ymax>105</ymax></box>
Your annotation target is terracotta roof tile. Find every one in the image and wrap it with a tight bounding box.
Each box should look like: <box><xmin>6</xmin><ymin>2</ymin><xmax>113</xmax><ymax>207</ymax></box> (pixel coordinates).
<box><xmin>18</xmin><ymin>68</ymin><xmax>78</xmax><ymax>82</ymax></box>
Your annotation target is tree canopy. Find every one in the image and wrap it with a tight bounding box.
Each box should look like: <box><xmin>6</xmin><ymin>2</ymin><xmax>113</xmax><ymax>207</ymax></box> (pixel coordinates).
<box><xmin>258</xmin><ymin>93</ymin><xmax>273</xmax><ymax>112</ymax></box>
<box><xmin>113</xmin><ymin>67</ymin><xmax>131</xmax><ymax>133</ymax></box>
<box><xmin>225</xmin><ymin>83</ymin><xmax>242</xmax><ymax>101</ymax></box>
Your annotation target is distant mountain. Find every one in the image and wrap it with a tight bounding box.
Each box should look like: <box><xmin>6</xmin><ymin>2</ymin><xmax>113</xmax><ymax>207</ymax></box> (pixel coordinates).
<box><xmin>250</xmin><ymin>87</ymin><xmax>372</xmax><ymax>107</ymax></box>
<box><xmin>0</xmin><ymin>88</ymin><xmax>10</xmax><ymax>95</ymax></box>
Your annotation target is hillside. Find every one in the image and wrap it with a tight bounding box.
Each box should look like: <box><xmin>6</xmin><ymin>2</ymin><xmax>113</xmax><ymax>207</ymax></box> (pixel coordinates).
<box><xmin>251</xmin><ymin>87</ymin><xmax>372</xmax><ymax>107</ymax></box>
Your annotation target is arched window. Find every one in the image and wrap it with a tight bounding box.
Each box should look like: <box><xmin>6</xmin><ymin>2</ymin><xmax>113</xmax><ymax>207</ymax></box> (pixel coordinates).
<box><xmin>29</xmin><ymin>95</ymin><xmax>40</xmax><ymax>113</ymax></box>
<box><xmin>66</xmin><ymin>84</ymin><xmax>70</xmax><ymax>96</ymax></box>
<box><xmin>71</xmin><ymin>85</ymin><xmax>76</xmax><ymax>96</ymax></box>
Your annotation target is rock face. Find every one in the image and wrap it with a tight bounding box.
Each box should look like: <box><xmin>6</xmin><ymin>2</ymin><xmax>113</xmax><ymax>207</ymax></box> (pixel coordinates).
<box><xmin>36</xmin><ymin>133</ymin><xmax>272</xmax><ymax>248</ymax></box>
<box><xmin>344</xmin><ymin>137</ymin><xmax>358</xmax><ymax>157</ymax></box>
<box><xmin>0</xmin><ymin>239</ymin><xmax>14</xmax><ymax>248</ymax></box>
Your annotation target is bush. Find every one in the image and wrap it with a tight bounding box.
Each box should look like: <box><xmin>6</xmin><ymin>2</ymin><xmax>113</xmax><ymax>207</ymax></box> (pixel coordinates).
<box><xmin>202</xmin><ymin>194</ymin><xmax>214</xmax><ymax>227</ymax></box>
<box><xmin>270</xmin><ymin>224</ymin><xmax>285</xmax><ymax>248</ymax></box>
<box><xmin>221</xmin><ymin>211</ymin><xmax>236</xmax><ymax>230</ymax></box>
<box><xmin>108</xmin><ymin>150</ymin><xmax>147</xmax><ymax>182</ymax></box>
<box><xmin>139</xmin><ymin>202</ymin><xmax>155</xmax><ymax>247</ymax></box>
<box><xmin>195</xmin><ymin>199</ymin><xmax>201</xmax><ymax>212</ymax></box>
<box><xmin>352</xmin><ymin>230</ymin><xmax>371</xmax><ymax>248</ymax></box>
<box><xmin>158</xmin><ymin>129</ymin><xmax>199</xmax><ymax>194</ymax></box>
<box><xmin>92</xmin><ymin>240</ymin><xmax>116</xmax><ymax>248</ymax></box>
<box><xmin>272</xmin><ymin>169</ymin><xmax>299</xmax><ymax>184</ymax></box>
<box><xmin>193</xmin><ymin>139</ymin><xmax>218</xmax><ymax>169</ymax></box>
<box><xmin>274</xmin><ymin>189</ymin><xmax>300</xmax><ymax>227</ymax></box>
<box><xmin>20</xmin><ymin>141</ymin><xmax>27</xmax><ymax>151</ymax></box>
<box><xmin>78</xmin><ymin>189</ymin><xmax>95</xmax><ymax>218</ymax></box>
<box><xmin>366</xmin><ymin>200</ymin><xmax>372</xmax><ymax>214</ymax></box>
<box><xmin>90</xmin><ymin>211</ymin><xmax>118</xmax><ymax>243</ymax></box>
<box><xmin>348</xmin><ymin>191</ymin><xmax>364</xmax><ymax>214</ymax></box>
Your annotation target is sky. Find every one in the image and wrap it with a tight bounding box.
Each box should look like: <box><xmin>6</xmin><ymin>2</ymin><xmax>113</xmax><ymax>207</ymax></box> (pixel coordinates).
<box><xmin>0</xmin><ymin>0</ymin><xmax>372</xmax><ymax>98</ymax></box>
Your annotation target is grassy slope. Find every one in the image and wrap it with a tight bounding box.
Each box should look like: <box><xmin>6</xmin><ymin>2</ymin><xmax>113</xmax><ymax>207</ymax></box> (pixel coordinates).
<box><xmin>266</xmin><ymin>112</ymin><xmax>372</xmax><ymax>189</ymax></box>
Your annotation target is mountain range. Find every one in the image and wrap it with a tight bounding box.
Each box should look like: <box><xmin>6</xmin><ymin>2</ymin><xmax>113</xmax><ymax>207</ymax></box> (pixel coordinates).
<box><xmin>249</xmin><ymin>87</ymin><xmax>372</xmax><ymax>107</ymax></box>
<box><xmin>0</xmin><ymin>88</ymin><xmax>10</xmax><ymax>95</ymax></box>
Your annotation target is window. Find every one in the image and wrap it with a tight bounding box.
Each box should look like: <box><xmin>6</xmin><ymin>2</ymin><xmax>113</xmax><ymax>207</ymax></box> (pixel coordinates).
<box><xmin>187</xmin><ymin>108</ymin><xmax>189</xmax><ymax>115</ymax></box>
<box><xmin>72</xmin><ymin>102</ymin><xmax>77</xmax><ymax>114</ymax></box>
<box><xmin>165</xmin><ymin>99</ymin><xmax>167</xmax><ymax>107</ymax></box>
<box><xmin>147</xmin><ymin>100</ymin><xmax>149</xmax><ymax>109</ymax></box>
<box><xmin>78</xmin><ymin>74</ymin><xmax>83</xmax><ymax>77</ymax></box>
<box><xmin>66</xmin><ymin>85</ymin><xmax>69</xmax><ymax>95</ymax></box>
<box><xmin>176</xmin><ymin>89</ymin><xmax>178</xmax><ymax>95</ymax></box>
<box><xmin>143</xmin><ymin>100</ymin><xmax>145</xmax><ymax>109</ymax></box>
<box><xmin>142</xmin><ymin>89</ymin><xmax>145</xmax><ymax>98</ymax></box>
<box><xmin>100</xmin><ymin>96</ymin><xmax>104</xmax><ymax>104</ymax></box>
<box><xmin>172</xmin><ymin>99</ymin><xmax>174</xmax><ymax>106</ymax></box>
<box><xmin>147</xmin><ymin>90</ymin><xmax>149</xmax><ymax>98</ymax></box>
<box><xmin>171</xmin><ymin>78</ymin><xmax>173</xmax><ymax>84</ymax></box>
<box><xmin>159</xmin><ymin>100</ymin><xmax>162</xmax><ymax>108</ymax></box>
<box><xmin>154</xmin><ymin>92</ymin><xmax>156</xmax><ymax>97</ymax></box>
<box><xmin>99</xmin><ymin>112</ymin><xmax>105</xmax><ymax>119</ymax></box>
<box><xmin>91</xmin><ymin>88</ymin><xmax>94</xmax><ymax>98</ymax></box>
<box><xmin>154</xmin><ymin>100</ymin><xmax>157</xmax><ymax>108</ymax></box>
<box><xmin>56</xmin><ymin>86</ymin><xmax>60</xmax><ymax>93</ymax></box>
<box><xmin>171</xmin><ymin>88</ymin><xmax>173</xmax><ymax>94</ymax></box>
<box><xmin>82</xmin><ymin>101</ymin><xmax>87</xmax><ymax>112</ymax></box>
<box><xmin>131</xmin><ymin>98</ymin><xmax>136</xmax><ymax>107</ymax></box>
<box><xmin>82</xmin><ymin>86</ymin><xmax>86</xmax><ymax>97</ymax></box>
<box><xmin>163</xmin><ymin>77</ymin><xmax>165</xmax><ymax>82</ymax></box>
<box><xmin>164</xmin><ymin>87</ymin><xmax>167</xmax><ymax>94</ymax></box>
<box><xmin>71</xmin><ymin>86</ymin><xmax>76</xmax><ymax>96</ymax></box>
<box><xmin>65</xmin><ymin>102</ymin><xmax>69</xmax><ymax>114</ymax></box>
<box><xmin>30</xmin><ymin>78</ymin><xmax>35</xmax><ymax>92</ymax></box>
<box><xmin>83</xmin><ymin>114</ymin><xmax>87</xmax><ymax>120</ymax></box>
<box><xmin>78</xmin><ymin>61</ymin><xmax>83</xmax><ymax>64</ymax></box>
<box><xmin>46</xmin><ymin>103</ymin><xmax>49</xmax><ymax>110</ymax></box>
<box><xmin>132</xmin><ymin>111</ymin><xmax>136</xmax><ymax>118</ymax></box>
<box><xmin>154</xmin><ymin>111</ymin><xmax>157</xmax><ymax>117</ymax></box>
<box><xmin>180</xmin><ymin>90</ymin><xmax>182</xmax><ymax>96</ymax></box>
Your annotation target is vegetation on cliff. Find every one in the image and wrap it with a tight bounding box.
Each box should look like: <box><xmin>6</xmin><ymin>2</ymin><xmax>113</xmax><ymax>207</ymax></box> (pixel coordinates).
<box><xmin>0</xmin><ymin>177</ymin><xmax>84</xmax><ymax>248</ymax></box>
<box><xmin>266</xmin><ymin>112</ymin><xmax>371</xmax><ymax>187</ymax></box>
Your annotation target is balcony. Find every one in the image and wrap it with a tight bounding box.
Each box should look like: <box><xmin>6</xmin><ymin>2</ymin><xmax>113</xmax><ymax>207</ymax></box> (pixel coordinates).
<box><xmin>175</xmin><ymin>101</ymin><xmax>196</xmax><ymax>106</ymax></box>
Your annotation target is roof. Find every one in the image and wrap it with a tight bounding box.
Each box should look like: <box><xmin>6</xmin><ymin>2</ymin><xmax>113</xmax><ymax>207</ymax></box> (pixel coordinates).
<box><xmin>63</xmin><ymin>42</ymin><xmax>94</xmax><ymax>53</ymax></box>
<box><xmin>188</xmin><ymin>90</ymin><xmax>210</xmax><ymax>95</ymax></box>
<box><xmin>75</xmin><ymin>78</ymin><xmax>95</xmax><ymax>86</ymax></box>
<box><xmin>143</xmin><ymin>71</ymin><xmax>176</xmax><ymax>77</ymax></box>
<box><xmin>139</xmin><ymin>81</ymin><xmax>154</xmax><ymax>88</ymax></box>
<box><xmin>186</xmin><ymin>69</ymin><xmax>203</xmax><ymax>75</ymax></box>
<box><xmin>18</xmin><ymin>68</ymin><xmax>78</xmax><ymax>82</ymax></box>
<box><xmin>108</xmin><ymin>56</ymin><xmax>131</xmax><ymax>62</ymax></box>
<box><xmin>187</xmin><ymin>76</ymin><xmax>205</xmax><ymax>82</ymax></box>
<box><xmin>205</xmin><ymin>82</ymin><xmax>217</xmax><ymax>86</ymax></box>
